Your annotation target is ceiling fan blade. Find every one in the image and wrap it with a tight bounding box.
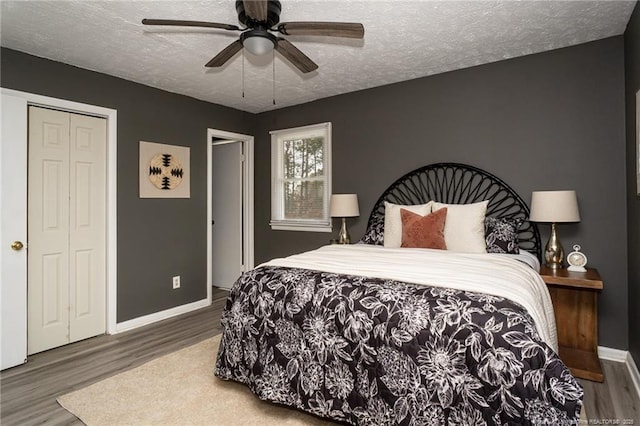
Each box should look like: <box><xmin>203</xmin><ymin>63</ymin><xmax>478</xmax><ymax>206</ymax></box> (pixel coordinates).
<box><xmin>142</xmin><ymin>19</ymin><xmax>240</xmax><ymax>31</ymax></box>
<box><xmin>275</xmin><ymin>38</ymin><xmax>318</xmax><ymax>73</ymax></box>
<box><xmin>242</xmin><ymin>0</ymin><xmax>268</xmax><ymax>22</ymax></box>
<box><xmin>205</xmin><ymin>40</ymin><xmax>244</xmax><ymax>68</ymax></box>
<box><xmin>277</xmin><ymin>22</ymin><xmax>364</xmax><ymax>38</ymax></box>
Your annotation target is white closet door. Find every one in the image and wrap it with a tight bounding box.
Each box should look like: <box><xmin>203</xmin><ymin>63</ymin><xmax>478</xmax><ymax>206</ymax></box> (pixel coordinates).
<box><xmin>68</xmin><ymin>113</ymin><xmax>106</xmax><ymax>342</ymax></box>
<box><xmin>28</xmin><ymin>106</ymin><xmax>107</xmax><ymax>355</ymax></box>
<box><xmin>28</xmin><ymin>106</ymin><xmax>71</xmax><ymax>354</ymax></box>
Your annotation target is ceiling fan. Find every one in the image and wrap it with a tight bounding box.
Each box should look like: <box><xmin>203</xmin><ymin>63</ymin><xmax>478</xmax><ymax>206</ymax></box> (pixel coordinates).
<box><xmin>142</xmin><ymin>0</ymin><xmax>364</xmax><ymax>74</ymax></box>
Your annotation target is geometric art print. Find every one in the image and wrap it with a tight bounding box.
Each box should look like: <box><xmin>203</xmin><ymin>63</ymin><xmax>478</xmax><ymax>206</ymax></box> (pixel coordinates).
<box><xmin>139</xmin><ymin>141</ymin><xmax>190</xmax><ymax>198</ymax></box>
<box><xmin>148</xmin><ymin>153</ymin><xmax>184</xmax><ymax>190</ymax></box>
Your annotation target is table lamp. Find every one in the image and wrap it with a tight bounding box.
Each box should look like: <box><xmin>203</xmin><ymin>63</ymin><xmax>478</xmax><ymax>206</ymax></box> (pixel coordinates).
<box><xmin>529</xmin><ymin>190</ymin><xmax>581</xmax><ymax>269</ymax></box>
<box><xmin>330</xmin><ymin>194</ymin><xmax>359</xmax><ymax>244</ymax></box>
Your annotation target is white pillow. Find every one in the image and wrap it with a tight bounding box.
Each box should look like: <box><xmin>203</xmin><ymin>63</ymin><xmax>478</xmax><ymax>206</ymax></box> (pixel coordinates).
<box><xmin>383</xmin><ymin>201</ymin><xmax>433</xmax><ymax>247</ymax></box>
<box><xmin>432</xmin><ymin>200</ymin><xmax>488</xmax><ymax>253</ymax></box>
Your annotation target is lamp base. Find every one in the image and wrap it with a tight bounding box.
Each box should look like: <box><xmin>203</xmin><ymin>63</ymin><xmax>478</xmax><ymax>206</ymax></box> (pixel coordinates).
<box><xmin>337</xmin><ymin>217</ymin><xmax>351</xmax><ymax>244</ymax></box>
<box><xmin>544</xmin><ymin>222</ymin><xmax>564</xmax><ymax>269</ymax></box>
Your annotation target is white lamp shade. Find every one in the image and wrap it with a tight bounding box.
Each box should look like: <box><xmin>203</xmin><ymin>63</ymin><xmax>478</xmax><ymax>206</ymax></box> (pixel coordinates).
<box><xmin>529</xmin><ymin>190</ymin><xmax>581</xmax><ymax>222</ymax></box>
<box><xmin>330</xmin><ymin>194</ymin><xmax>359</xmax><ymax>217</ymax></box>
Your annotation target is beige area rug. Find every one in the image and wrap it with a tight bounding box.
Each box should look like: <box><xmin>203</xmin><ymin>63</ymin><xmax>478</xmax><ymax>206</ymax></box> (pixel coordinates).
<box><xmin>58</xmin><ymin>335</ymin><xmax>588</xmax><ymax>425</ymax></box>
<box><xmin>57</xmin><ymin>335</ymin><xmax>335</xmax><ymax>426</ymax></box>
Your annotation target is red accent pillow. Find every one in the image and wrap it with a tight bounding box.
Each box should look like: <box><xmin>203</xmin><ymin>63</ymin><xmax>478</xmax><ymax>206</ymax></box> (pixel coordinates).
<box><xmin>400</xmin><ymin>207</ymin><xmax>447</xmax><ymax>250</ymax></box>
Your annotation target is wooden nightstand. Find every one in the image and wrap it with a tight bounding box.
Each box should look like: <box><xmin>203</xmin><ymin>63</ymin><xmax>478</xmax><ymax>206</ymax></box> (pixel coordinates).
<box><xmin>540</xmin><ymin>266</ymin><xmax>604</xmax><ymax>382</ymax></box>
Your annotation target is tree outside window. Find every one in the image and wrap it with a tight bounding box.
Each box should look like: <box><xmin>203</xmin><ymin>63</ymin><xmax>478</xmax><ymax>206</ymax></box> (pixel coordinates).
<box><xmin>270</xmin><ymin>123</ymin><xmax>332</xmax><ymax>232</ymax></box>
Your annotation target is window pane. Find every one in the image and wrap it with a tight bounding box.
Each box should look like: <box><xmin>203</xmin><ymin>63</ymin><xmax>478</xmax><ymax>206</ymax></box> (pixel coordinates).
<box><xmin>283</xmin><ymin>137</ymin><xmax>324</xmax><ymax>179</ymax></box>
<box><xmin>284</xmin><ymin>180</ymin><xmax>324</xmax><ymax>220</ymax></box>
<box><xmin>271</xmin><ymin>122</ymin><xmax>331</xmax><ymax>231</ymax></box>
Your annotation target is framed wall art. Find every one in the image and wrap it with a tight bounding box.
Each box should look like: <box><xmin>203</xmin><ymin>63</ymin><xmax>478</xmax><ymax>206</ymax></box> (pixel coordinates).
<box><xmin>139</xmin><ymin>141</ymin><xmax>190</xmax><ymax>198</ymax></box>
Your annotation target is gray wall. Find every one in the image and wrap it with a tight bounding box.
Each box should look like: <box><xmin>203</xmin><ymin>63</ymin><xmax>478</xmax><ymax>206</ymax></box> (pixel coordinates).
<box><xmin>625</xmin><ymin>3</ymin><xmax>640</xmax><ymax>363</ymax></box>
<box><xmin>1</xmin><ymin>48</ymin><xmax>254</xmax><ymax>322</ymax></box>
<box><xmin>255</xmin><ymin>37</ymin><xmax>629</xmax><ymax>349</ymax></box>
<box><xmin>2</xmin><ymin>35</ymin><xmax>631</xmax><ymax>350</ymax></box>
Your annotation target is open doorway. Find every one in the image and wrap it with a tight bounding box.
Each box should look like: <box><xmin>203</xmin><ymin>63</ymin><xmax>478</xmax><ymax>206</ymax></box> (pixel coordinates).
<box><xmin>207</xmin><ymin>129</ymin><xmax>254</xmax><ymax>297</ymax></box>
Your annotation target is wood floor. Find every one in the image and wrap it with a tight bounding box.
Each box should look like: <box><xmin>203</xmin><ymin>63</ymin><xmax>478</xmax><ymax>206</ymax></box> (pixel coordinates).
<box><xmin>2</xmin><ymin>287</ymin><xmax>639</xmax><ymax>425</ymax></box>
<box><xmin>1</xmin><ymin>289</ymin><xmax>228</xmax><ymax>426</ymax></box>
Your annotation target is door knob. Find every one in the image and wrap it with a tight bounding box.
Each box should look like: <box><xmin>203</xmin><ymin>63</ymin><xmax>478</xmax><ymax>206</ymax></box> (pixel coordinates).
<box><xmin>11</xmin><ymin>241</ymin><xmax>24</xmax><ymax>251</ymax></box>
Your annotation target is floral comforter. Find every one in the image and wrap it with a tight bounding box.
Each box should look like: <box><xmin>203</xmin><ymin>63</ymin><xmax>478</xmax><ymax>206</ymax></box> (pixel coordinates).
<box><xmin>215</xmin><ymin>265</ymin><xmax>583</xmax><ymax>425</ymax></box>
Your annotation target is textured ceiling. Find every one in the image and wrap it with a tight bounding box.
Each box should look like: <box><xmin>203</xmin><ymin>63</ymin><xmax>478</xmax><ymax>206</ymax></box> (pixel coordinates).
<box><xmin>1</xmin><ymin>1</ymin><xmax>636</xmax><ymax>113</ymax></box>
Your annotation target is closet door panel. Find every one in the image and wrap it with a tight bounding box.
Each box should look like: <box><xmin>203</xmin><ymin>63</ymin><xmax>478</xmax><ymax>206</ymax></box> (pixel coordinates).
<box><xmin>68</xmin><ymin>113</ymin><xmax>106</xmax><ymax>342</ymax></box>
<box><xmin>28</xmin><ymin>106</ymin><xmax>70</xmax><ymax>354</ymax></box>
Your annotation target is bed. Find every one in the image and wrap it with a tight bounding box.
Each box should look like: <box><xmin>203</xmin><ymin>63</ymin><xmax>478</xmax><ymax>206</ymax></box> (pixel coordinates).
<box><xmin>215</xmin><ymin>163</ymin><xmax>583</xmax><ymax>425</ymax></box>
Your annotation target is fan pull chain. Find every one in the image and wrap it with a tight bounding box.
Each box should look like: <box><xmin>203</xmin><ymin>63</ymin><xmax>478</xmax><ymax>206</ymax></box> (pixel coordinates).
<box><xmin>272</xmin><ymin>50</ymin><xmax>276</xmax><ymax>105</ymax></box>
<box><xmin>242</xmin><ymin>51</ymin><xmax>245</xmax><ymax>98</ymax></box>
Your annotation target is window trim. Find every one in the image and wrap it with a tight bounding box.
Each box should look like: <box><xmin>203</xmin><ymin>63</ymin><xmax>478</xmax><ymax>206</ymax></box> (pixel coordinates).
<box><xmin>270</xmin><ymin>122</ymin><xmax>332</xmax><ymax>232</ymax></box>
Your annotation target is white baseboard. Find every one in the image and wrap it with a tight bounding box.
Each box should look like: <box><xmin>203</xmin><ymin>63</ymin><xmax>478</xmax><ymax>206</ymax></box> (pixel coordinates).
<box><xmin>114</xmin><ymin>299</ymin><xmax>210</xmax><ymax>334</ymax></box>
<box><xmin>598</xmin><ymin>345</ymin><xmax>628</xmax><ymax>362</ymax></box>
<box><xmin>627</xmin><ymin>351</ymin><xmax>640</xmax><ymax>402</ymax></box>
<box><xmin>598</xmin><ymin>346</ymin><xmax>640</xmax><ymax>401</ymax></box>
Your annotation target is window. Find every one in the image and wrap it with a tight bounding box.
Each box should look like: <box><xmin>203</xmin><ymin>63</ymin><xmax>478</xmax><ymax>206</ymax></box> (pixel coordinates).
<box><xmin>270</xmin><ymin>122</ymin><xmax>332</xmax><ymax>232</ymax></box>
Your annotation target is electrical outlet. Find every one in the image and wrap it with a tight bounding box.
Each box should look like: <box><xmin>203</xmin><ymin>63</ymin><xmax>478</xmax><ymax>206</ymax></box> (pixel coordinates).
<box><xmin>172</xmin><ymin>275</ymin><xmax>180</xmax><ymax>289</ymax></box>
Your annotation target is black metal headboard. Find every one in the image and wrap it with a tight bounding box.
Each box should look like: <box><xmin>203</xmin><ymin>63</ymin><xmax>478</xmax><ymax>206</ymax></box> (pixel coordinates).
<box><xmin>366</xmin><ymin>163</ymin><xmax>541</xmax><ymax>259</ymax></box>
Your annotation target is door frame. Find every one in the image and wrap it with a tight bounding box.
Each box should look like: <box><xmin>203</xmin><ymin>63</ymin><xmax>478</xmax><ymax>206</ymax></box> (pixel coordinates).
<box><xmin>207</xmin><ymin>129</ymin><xmax>254</xmax><ymax>301</ymax></box>
<box><xmin>0</xmin><ymin>88</ymin><xmax>118</xmax><ymax>334</ymax></box>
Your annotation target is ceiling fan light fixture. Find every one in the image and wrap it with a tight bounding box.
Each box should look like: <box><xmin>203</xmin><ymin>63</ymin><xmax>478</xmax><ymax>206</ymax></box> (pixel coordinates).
<box><xmin>143</xmin><ymin>1</ymin><xmax>364</xmax><ymax>73</ymax></box>
<box><xmin>241</xmin><ymin>30</ymin><xmax>277</xmax><ymax>56</ymax></box>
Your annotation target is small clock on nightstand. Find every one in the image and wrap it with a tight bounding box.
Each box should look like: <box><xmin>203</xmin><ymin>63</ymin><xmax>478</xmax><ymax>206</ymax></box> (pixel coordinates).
<box><xmin>567</xmin><ymin>245</ymin><xmax>587</xmax><ymax>272</ymax></box>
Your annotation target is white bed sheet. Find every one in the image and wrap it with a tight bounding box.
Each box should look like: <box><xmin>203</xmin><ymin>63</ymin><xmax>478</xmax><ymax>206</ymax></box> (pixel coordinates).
<box><xmin>263</xmin><ymin>244</ymin><xmax>558</xmax><ymax>352</ymax></box>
